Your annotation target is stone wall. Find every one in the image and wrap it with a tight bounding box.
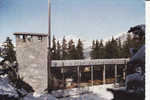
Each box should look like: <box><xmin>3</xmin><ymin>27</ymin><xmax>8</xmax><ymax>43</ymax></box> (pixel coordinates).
<box><xmin>14</xmin><ymin>33</ymin><xmax>48</xmax><ymax>93</ymax></box>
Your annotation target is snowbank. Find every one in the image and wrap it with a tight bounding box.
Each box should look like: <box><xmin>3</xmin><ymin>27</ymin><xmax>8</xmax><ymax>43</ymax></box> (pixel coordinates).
<box><xmin>89</xmin><ymin>84</ymin><xmax>114</xmax><ymax>100</ymax></box>
<box><xmin>0</xmin><ymin>75</ymin><xmax>18</xmax><ymax>98</ymax></box>
<box><xmin>0</xmin><ymin>74</ymin><xmax>115</xmax><ymax>100</ymax></box>
<box><xmin>0</xmin><ymin>75</ymin><xmax>57</xmax><ymax>100</ymax></box>
<box><xmin>52</xmin><ymin>84</ymin><xmax>114</xmax><ymax>100</ymax></box>
<box><xmin>23</xmin><ymin>94</ymin><xmax>57</xmax><ymax>100</ymax></box>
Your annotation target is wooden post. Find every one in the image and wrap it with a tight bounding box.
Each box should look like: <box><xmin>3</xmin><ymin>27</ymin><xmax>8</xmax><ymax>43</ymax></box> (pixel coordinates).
<box><xmin>77</xmin><ymin>66</ymin><xmax>80</xmax><ymax>88</ymax></box>
<box><xmin>91</xmin><ymin>65</ymin><xmax>94</xmax><ymax>86</ymax></box>
<box><xmin>123</xmin><ymin>64</ymin><xmax>127</xmax><ymax>80</ymax></box>
<box><xmin>115</xmin><ymin>64</ymin><xmax>117</xmax><ymax>85</ymax></box>
<box><xmin>61</xmin><ymin>62</ymin><xmax>64</xmax><ymax>88</ymax></box>
<box><xmin>123</xmin><ymin>70</ymin><xmax>126</xmax><ymax>80</ymax></box>
<box><xmin>61</xmin><ymin>67</ymin><xmax>65</xmax><ymax>88</ymax></box>
<box><xmin>103</xmin><ymin>64</ymin><xmax>106</xmax><ymax>84</ymax></box>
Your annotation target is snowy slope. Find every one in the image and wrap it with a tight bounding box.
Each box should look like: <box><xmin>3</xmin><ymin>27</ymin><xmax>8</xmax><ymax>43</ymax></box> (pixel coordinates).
<box><xmin>23</xmin><ymin>94</ymin><xmax>58</xmax><ymax>100</ymax></box>
<box><xmin>0</xmin><ymin>75</ymin><xmax>19</xmax><ymax>98</ymax></box>
<box><xmin>0</xmin><ymin>74</ymin><xmax>115</xmax><ymax>100</ymax></box>
<box><xmin>0</xmin><ymin>74</ymin><xmax>58</xmax><ymax>100</ymax></box>
<box><xmin>24</xmin><ymin>84</ymin><xmax>114</xmax><ymax>100</ymax></box>
<box><xmin>89</xmin><ymin>84</ymin><xmax>114</xmax><ymax>100</ymax></box>
<box><xmin>52</xmin><ymin>84</ymin><xmax>114</xmax><ymax>100</ymax></box>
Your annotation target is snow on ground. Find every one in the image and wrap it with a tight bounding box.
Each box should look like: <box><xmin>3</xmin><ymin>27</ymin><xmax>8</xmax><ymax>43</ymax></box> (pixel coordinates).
<box><xmin>23</xmin><ymin>93</ymin><xmax>58</xmax><ymax>100</ymax></box>
<box><xmin>0</xmin><ymin>74</ymin><xmax>115</xmax><ymax>100</ymax></box>
<box><xmin>0</xmin><ymin>75</ymin><xmax>58</xmax><ymax>100</ymax></box>
<box><xmin>0</xmin><ymin>75</ymin><xmax>19</xmax><ymax>98</ymax></box>
<box><xmin>52</xmin><ymin>84</ymin><xmax>114</xmax><ymax>100</ymax></box>
<box><xmin>59</xmin><ymin>93</ymin><xmax>107</xmax><ymax>100</ymax></box>
<box><xmin>23</xmin><ymin>85</ymin><xmax>114</xmax><ymax>100</ymax></box>
<box><xmin>89</xmin><ymin>84</ymin><xmax>114</xmax><ymax>100</ymax></box>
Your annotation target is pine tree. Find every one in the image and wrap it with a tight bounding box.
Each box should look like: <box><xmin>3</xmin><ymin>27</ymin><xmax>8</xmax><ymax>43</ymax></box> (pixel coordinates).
<box><xmin>122</xmin><ymin>33</ymin><xmax>133</xmax><ymax>58</ymax></box>
<box><xmin>68</xmin><ymin>39</ymin><xmax>77</xmax><ymax>59</ymax></box>
<box><xmin>76</xmin><ymin>39</ymin><xmax>84</xmax><ymax>59</ymax></box>
<box><xmin>0</xmin><ymin>37</ymin><xmax>16</xmax><ymax>63</ymax></box>
<box><xmin>90</xmin><ymin>40</ymin><xmax>99</xmax><ymax>59</ymax></box>
<box><xmin>90</xmin><ymin>40</ymin><xmax>96</xmax><ymax>59</ymax></box>
<box><xmin>117</xmin><ymin>38</ymin><xmax>123</xmax><ymax>58</ymax></box>
<box><xmin>95</xmin><ymin>40</ymin><xmax>100</xmax><ymax>59</ymax></box>
<box><xmin>104</xmin><ymin>40</ymin><xmax>112</xmax><ymax>58</ymax></box>
<box><xmin>99</xmin><ymin>39</ymin><xmax>105</xmax><ymax>59</ymax></box>
<box><xmin>56</xmin><ymin>40</ymin><xmax>61</xmax><ymax>60</ymax></box>
<box><xmin>62</xmin><ymin>36</ymin><xmax>68</xmax><ymax>60</ymax></box>
<box><xmin>90</xmin><ymin>40</ymin><xmax>105</xmax><ymax>59</ymax></box>
<box><xmin>110</xmin><ymin>37</ymin><xmax>119</xmax><ymax>58</ymax></box>
<box><xmin>51</xmin><ymin>36</ymin><xmax>57</xmax><ymax>60</ymax></box>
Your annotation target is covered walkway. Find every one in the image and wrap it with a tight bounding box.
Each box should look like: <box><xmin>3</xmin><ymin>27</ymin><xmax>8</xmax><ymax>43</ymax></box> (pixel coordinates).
<box><xmin>51</xmin><ymin>59</ymin><xmax>129</xmax><ymax>88</ymax></box>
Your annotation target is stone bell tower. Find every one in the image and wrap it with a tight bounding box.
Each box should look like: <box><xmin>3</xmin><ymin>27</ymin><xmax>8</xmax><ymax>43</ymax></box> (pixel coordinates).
<box><xmin>14</xmin><ymin>32</ymin><xmax>48</xmax><ymax>93</ymax></box>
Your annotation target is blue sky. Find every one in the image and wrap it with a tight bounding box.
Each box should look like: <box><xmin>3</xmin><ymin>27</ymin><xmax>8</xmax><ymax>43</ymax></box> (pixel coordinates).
<box><xmin>0</xmin><ymin>0</ymin><xmax>145</xmax><ymax>44</ymax></box>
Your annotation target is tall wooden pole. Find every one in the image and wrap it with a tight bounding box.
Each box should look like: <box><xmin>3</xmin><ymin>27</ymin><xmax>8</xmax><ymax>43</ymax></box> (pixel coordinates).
<box><xmin>48</xmin><ymin>0</ymin><xmax>52</xmax><ymax>93</ymax></box>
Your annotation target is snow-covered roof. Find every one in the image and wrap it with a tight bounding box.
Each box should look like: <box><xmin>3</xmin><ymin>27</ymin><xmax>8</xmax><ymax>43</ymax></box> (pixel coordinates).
<box><xmin>52</xmin><ymin>58</ymin><xmax>129</xmax><ymax>67</ymax></box>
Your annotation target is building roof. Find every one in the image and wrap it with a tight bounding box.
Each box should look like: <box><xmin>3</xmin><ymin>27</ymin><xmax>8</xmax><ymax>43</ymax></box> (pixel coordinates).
<box><xmin>14</xmin><ymin>32</ymin><xmax>48</xmax><ymax>36</ymax></box>
<box><xmin>52</xmin><ymin>58</ymin><xmax>129</xmax><ymax>67</ymax></box>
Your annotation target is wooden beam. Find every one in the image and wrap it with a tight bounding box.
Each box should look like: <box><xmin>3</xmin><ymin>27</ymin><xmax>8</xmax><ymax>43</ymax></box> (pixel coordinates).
<box><xmin>77</xmin><ymin>66</ymin><xmax>80</xmax><ymax>88</ymax></box>
<box><xmin>91</xmin><ymin>65</ymin><xmax>94</xmax><ymax>86</ymax></box>
<box><xmin>103</xmin><ymin>64</ymin><xmax>106</xmax><ymax>84</ymax></box>
<box><xmin>52</xmin><ymin>59</ymin><xmax>129</xmax><ymax>67</ymax></box>
<box><xmin>123</xmin><ymin>64</ymin><xmax>127</xmax><ymax>80</ymax></box>
<box><xmin>61</xmin><ymin>67</ymin><xmax>65</xmax><ymax>88</ymax></box>
<box><xmin>115</xmin><ymin>64</ymin><xmax>117</xmax><ymax>85</ymax></box>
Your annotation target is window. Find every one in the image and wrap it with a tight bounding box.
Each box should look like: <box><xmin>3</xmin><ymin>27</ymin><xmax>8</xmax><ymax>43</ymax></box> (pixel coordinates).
<box><xmin>23</xmin><ymin>35</ymin><xmax>26</xmax><ymax>42</ymax></box>
<box><xmin>27</xmin><ymin>35</ymin><xmax>32</xmax><ymax>42</ymax></box>
<box><xmin>20</xmin><ymin>35</ymin><xmax>26</xmax><ymax>42</ymax></box>
<box><xmin>38</xmin><ymin>36</ymin><xmax>42</xmax><ymax>41</ymax></box>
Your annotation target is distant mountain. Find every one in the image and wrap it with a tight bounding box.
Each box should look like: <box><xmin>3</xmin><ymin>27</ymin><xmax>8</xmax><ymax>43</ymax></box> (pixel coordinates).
<box><xmin>103</xmin><ymin>32</ymin><xmax>133</xmax><ymax>44</ymax></box>
<box><xmin>114</xmin><ymin>32</ymin><xmax>133</xmax><ymax>43</ymax></box>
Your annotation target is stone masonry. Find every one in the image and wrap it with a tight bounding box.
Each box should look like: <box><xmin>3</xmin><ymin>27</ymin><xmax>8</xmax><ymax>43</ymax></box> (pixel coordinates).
<box><xmin>14</xmin><ymin>32</ymin><xmax>48</xmax><ymax>93</ymax></box>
